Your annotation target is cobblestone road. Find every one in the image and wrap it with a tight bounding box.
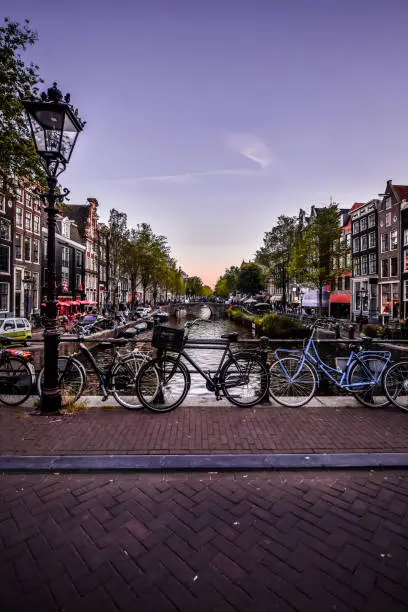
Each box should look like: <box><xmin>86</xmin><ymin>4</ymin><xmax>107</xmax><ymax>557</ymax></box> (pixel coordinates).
<box><xmin>1</xmin><ymin>470</ymin><xmax>408</xmax><ymax>611</ymax></box>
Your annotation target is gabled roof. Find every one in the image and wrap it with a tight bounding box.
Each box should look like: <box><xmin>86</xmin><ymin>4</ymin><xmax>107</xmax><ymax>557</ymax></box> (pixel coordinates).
<box><xmin>393</xmin><ymin>185</ymin><xmax>408</xmax><ymax>201</ymax></box>
<box><xmin>61</xmin><ymin>204</ymin><xmax>90</xmax><ymax>240</ymax></box>
<box><xmin>350</xmin><ymin>202</ymin><xmax>365</xmax><ymax>211</ymax></box>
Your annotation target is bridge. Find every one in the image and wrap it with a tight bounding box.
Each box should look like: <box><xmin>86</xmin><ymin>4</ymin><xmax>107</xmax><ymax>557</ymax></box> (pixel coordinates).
<box><xmin>164</xmin><ymin>301</ymin><xmax>226</xmax><ymax>319</ymax></box>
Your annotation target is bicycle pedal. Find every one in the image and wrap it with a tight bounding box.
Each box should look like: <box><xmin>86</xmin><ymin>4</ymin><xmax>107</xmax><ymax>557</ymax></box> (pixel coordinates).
<box><xmin>101</xmin><ymin>396</ymin><xmax>108</xmax><ymax>402</ymax></box>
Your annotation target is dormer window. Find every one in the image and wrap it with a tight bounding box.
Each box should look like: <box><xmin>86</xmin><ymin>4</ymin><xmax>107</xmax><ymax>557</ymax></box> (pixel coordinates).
<box><xmin>62</xmin><ymin>219</ymin><xmax>70</xmax><ymax>238</ymax></box>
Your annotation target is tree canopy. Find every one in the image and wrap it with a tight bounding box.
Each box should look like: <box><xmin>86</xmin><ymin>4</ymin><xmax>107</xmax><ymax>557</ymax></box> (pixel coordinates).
<box><xmin>0</xmin><ymin>18</ymin><xmax>45</xmax><ymax>194</ymax></box>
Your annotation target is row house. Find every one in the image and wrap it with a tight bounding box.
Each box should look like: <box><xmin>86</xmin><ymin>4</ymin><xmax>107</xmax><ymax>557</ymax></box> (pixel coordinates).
<box><xmin>0</xmin><ymin>192</ymin><xmax>13</xmax><ymax>315</ymax></box>
<box><xmin>62</xmin><ymin>199</ymin><xmax>99</xmax><ymax>305</ymax></box>
<box><xmin>329</xmin><ymin>209</ymin><xmax>352</xmax><ymax>319</ymax></box>
<box><xmin>13</xmin><ymin>186</ymin><xmax>43</xmax><ymax>318</ymax></box>
<box><xmin>41</xmin><ymin>215</ymin><xmax>85</xmax><ymax>303</ymax></box>
<box><xmin>350</xmin><ymin>199</ymin><xmax>380</xmax><ymax>321</ymax></box>
<box><xmin>97</xmin><ymin>223</ymin><xmax>109</xmax><ymax>309</ymax></box>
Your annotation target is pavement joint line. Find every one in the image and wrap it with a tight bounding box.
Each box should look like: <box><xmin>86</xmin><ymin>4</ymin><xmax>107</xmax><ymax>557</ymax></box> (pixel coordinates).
<box><xmin>2</xmin><ymin>452</ymin><xmax>408</xmax><ymax>472</ymax></box>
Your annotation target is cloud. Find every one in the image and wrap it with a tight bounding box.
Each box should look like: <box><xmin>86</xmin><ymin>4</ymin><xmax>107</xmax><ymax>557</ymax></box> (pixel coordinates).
<box><xmin>121</xmin><ymin>167</ymin><xmax>258</xmax><ymax>184</ymax></box>
<box><xmin>225</xmin><ymin>132</ymin><xmax>273</xmax><ymax>169</ymax></box>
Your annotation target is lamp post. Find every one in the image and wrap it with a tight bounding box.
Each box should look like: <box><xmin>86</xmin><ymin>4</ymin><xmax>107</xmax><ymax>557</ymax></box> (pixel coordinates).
<box><xmin>23</xmin><ymin>83</ymin><xmax>85</xmax><ymax>413</ymax></box>
<box><xmin>300</xmin><ymin>290</ymin><xmax>305</xmax><ymax>314</ymax></box>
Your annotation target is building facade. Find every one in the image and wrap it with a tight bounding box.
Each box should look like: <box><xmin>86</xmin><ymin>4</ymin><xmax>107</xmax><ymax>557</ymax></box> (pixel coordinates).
<box><xmin>329</xmin><ymin>210</ymin><xmax>352</xmax><ymax>319</ymax></box>
<box><xmin>351</xmin><ymin>199</ymin><xmax>380</xmax><ymax>322</ymax></box>
<box><xmin>0</xmin><ymin>191</ymin><xmax>13</xmax><ymax>316</ymax></box>
<box><xmin>378</xmin><ymin>181</ymin><xmax>403</xmax><ymax>322</ymax></box>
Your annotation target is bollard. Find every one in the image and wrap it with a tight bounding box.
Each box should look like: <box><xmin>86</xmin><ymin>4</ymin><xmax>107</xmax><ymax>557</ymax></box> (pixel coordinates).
<box><xmin>348</xmin><ymin>325</ymin><xmax>355</xmax><ymax>340</ymax></box>
<box><xmin>334</xmin><ymin>323</ymin><xmax>340</xmax><ymax>339</ymax></box>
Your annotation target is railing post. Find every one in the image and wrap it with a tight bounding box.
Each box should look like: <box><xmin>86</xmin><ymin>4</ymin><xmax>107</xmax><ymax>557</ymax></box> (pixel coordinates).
<box><xmin>348</xmin><ymin>325</ymin><xmax>355</xmax><ymax>340</ymax></box>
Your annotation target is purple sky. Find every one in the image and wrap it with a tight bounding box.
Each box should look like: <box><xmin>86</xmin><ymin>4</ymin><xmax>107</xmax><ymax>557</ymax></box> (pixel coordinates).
<box><xmin>4</xmin><ymin>0</ymin><xmax>408</xmax><ymax>286</ymax></box>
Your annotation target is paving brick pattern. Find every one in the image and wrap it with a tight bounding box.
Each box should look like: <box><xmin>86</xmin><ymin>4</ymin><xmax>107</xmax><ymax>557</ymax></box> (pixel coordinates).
<box><xmin>2</xmin><ymin>403</ymin><xmax>408</xmax><ymax>456</ymax></box>
<box><xmin>1</xmin><ymin>470</ymin><xmax>408</xmax><ymax>611</ymax></box>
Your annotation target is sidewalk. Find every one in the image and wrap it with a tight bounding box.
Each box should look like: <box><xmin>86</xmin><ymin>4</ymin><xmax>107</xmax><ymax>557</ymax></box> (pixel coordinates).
<box><xmin>1</xmin><ymin>397</ymin><xmax>408</xmax><ymax>457</ymax></box>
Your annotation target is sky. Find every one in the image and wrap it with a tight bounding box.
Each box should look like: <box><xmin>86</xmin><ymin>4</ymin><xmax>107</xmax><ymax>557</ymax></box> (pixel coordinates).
<box><xmin>4</xmin><ymin>0</ymin><xmax>408</xmax><ymax>287</ymax></box>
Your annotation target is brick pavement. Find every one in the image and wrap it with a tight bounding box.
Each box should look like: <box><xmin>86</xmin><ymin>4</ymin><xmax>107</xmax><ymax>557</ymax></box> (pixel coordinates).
<box><xmin>1</xmin><ymin>402</ymin><xmax>408</xmax><ymax>456</ymax></box>
<box><xmin>1</xmin><ymin>470</ymin><xmax>408</xmax><ymax>611</ymax></box>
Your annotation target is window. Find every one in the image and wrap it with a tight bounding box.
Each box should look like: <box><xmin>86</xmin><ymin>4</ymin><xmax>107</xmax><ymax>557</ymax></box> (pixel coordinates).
<box><xmin>76</xmin><ymin>251</ymin><xmax>82</xmax><ymax>267</ymax></box>
<box><xmin>24</xmin><ymin>238</ymin><xmax>31</xmax><ymax>261</ymax></box>
<box><xmin>0</xmin><ymin>219</ymin><xmax>10</xmax><ymax>241</ymax></box>
<box><xmin>385</xmin><ymin>197</ymin><xmax>392</xmax><ymax>209</ymax></box>
<box><xmin>382</xmin><ymin>259</ymin><xmax>389</xmax><ymax>278</ymax></box>
<box><xmin>368</xmin><ymin>231</ymin><xmax>376</xmax><ymax>248</ymax></box>
<box><xmin>16</xmin><ymin>318</ymin><xmax>26</xmax><ymax>329</ymax></box>
<box><xmin>34</xmin><ymin>198</ymin><xmax>41</xmax><ymax>212</ymax></box>
<box><xmin>0</xmin><ymin>283</ymin><xmax>9</xmax><ymax>311</ymax></box>
<box><xmin>62</xmin><ymin>220</ymin><xmax>70</xmax><ymax>238</ymax></box>
<box><xmin>16</xmin><ymin>206</ymin><xmax>23</xmax><ymax>228</ymax></box>
<box><xmin>16</xmin><ymin>186</ymin><xmax>22</xmax><ymax>202</ymax></box>
<box><xmin>369</xmin><ymin>252</ymin><xmax>376</xmax><ymax>274</ymax></box>
<box><xmin>360</xmin><ymin>217</ymin><xmax>368</xmax><ymax>231</ymax></box>
<box><xmin>337</xmin><ymin>277</ymin><xmax>343</xmax><ymax>290</ymax></box>
<box><xmin>338</xmin><ymin>256</ymin><xmax>344</xmax><ymax>269</ymax></box>
<box><xmin>391</xmin><ymin>257</ymin><xmax>398</xmax><ymax>277</ymax></box>
<box><xmin>0</xmin><ymin>193</ymin><xmax>4</xmax><ymax>213</ymax></box>
<box><xmin>390</xmin><ymin>230</ymin><xmax>398</xmax><ymax>250</ymax></box>
<box><xmin>15</xmin><ymin>234</ymin><xmax>22</xmax><ymax>260</ymax></box>
<box><xmin>61</xmin><ymin>247</ymin><xmax>69</xmax><ymax>267</ymax></box>
<box><xmin>44</xmin><ymin>238</ymin><xmax>48</xmax><ymax>260</ymax></box>
<box><xmin>25</xmin><ymin>210</ymin><xmax>32</xmax><ymax>231</ymax></box>
<box><xmin>33</xmin><ymin>215</ymin><xmax>40</xmax><ymax>234</ymax></box>
<box><xmin>361</xmin><ymin>254</ymin><xmax>368</xmax><ymax>275</ymax></box>
<box><xmin>381</xmin><ymin>233</ymin><xmax>389</xmax><ymax>252</ymax></box>
<box><xmin>353</xmin><ymin>221</ymin><xmax>360</xmax><ymax>234</ymax></box>
<box><xmin>368</xmin><ymin>213</ymin><xmax>375</xmax><ymax>228</ymax></box>
<box><xmin>344</xmin><ymin>276</ymin><xmax>351</xmax><ymax>290</ymax></box>
<box><xmin>346</xmin><ymin>253</ymin><xmax>351</xmax><ymax>267</ymax></box>
<box><xmin>360</xmin><ymin>235</ymin><xmax>368</xmax><ymax>251</ymax></box>
<box><xmin>405</xmin><ymin>280</ymin><xmax>408</xmax><ymax>301</ymax></box>
<box><xmin>346</xmin><ymin>234</ymin><xmax>351</xmax><ymax>248</ymax></box>
<box><xmin>76</xmin><ymin>274</ymin><xmax>82</xmax><ymax>289</ymax></box>
<box><xmin>25</xmin><ymin>193</ymin><xmax>32</xmax><ymax>208</ymax></box>
<box><xmin>0</xmin><ymin>245</ymin><xmax>10</xmax><ymax>273</ymax></box>
<box><xmin>353</xmin><ymin>237</ymin><xmax>359</xmax><ymax>253</ymax></box>
<box><xmin>33</xmin><ymin>239</ymin><xmax>39</xmax><ymax>263</ymax></box>
<box><xmin>386</xmin><ymin>212</ymin><xmax>391</xmax><ymax>227</ymax></box>
<box><xmin>15</xmin><ymin>269</ymin><xmax>22</xmax><ymax>291</ymax></box>
<box><xmin>404</xmin><ymin>229</ymin><xmax>408</xmax><ymax>246</ymax></box>
<box><xmin>353</xmin><ymin>258</ymin><xmax>361</xmax><ymax>276</ymax></box>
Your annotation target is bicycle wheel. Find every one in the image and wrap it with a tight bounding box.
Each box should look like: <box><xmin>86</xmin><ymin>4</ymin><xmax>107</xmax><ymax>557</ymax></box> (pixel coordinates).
<box><xmin>269</xmin><ymin>357</ymin><xmax>316</xmax><ymax>407</ymax></box>
<box><xmin>0</xmin><ymin>356</ymin><xmax>32</xmax><ymax>406</ymax></box>
<box><xmin>111</xmin><ymin>354</ymin><xmax>151</xmax><ymax>410</ymax></box>
<box><xmin>349</xmin><ymin>356</ymin><xmax>389</xmax><ymax>408</ymax></box>
<box><xmin>37</xmin><ymin>357</ymin><xmax>85</xmax><ymax>407</ymax></box>
<box><xmin>136</xmin><ymin>355</ymin><xmax>190</xmax><ymax>412</ymax></box>
<box><xmin>383</xmin><ymin>361</ymin><xmax>408</xmax><ymax>412</ymax></box>
<box><xmin>221</xmin><ymin>355</ymin><xmax>269</xmax><ymax>407</ymax></box>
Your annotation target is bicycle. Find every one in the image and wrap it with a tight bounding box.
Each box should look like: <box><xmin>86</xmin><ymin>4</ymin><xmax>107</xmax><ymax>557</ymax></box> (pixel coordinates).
<box><xmin>135</xmin><ymin>319</ymin><xmax>269</xmax><ymax>412</ymax></box>
<box><xmin>37</xmin><ymin>339</ymin><xmax>153</xmax><ymax>409</ymax></box>
<box><xmin>0</xmin><ymin>337</ymin><xmax>35</xmax><ymax>406</ymax></box>
<box><xmin>383</xmin><ymin>361</ymin><xmax>408</xmax><ymax>412</ymax></box>
<box><xmin>268</xmin><ymin>318</ymin><xmax>392</xmax><ymax>408</ymax></box>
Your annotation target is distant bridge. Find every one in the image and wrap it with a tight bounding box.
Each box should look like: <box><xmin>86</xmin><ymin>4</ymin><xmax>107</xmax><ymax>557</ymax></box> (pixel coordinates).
<box><xmin>165</xmin><ymin>301</ymin><xmax>226</xmax><ymax>319</ymax></box>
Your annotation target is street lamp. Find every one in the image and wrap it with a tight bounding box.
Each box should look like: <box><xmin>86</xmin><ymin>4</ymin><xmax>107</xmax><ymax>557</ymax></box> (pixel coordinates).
<box><xmin>23</xmin><ymin>83</ymin><xmax>85</xmax><ymax>413</ymax></box>
<box><xmin>300</xmin><ymin>290</ymin><xmax>305</xmax><ymax>312</ymax></box>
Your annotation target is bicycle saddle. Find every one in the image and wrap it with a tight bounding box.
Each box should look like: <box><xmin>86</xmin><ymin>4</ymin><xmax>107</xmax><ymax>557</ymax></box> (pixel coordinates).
<box><xmin>220</xmin><ymin>332</ymin><xmax>239</xmax><ymax>342</ymax></box>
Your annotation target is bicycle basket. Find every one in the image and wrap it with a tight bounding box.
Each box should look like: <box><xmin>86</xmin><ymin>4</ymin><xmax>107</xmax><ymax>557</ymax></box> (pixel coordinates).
<box><xmin>151</xmin><ymin>325</ymin><xmax>185</xmax><ymax>352</ymax></box>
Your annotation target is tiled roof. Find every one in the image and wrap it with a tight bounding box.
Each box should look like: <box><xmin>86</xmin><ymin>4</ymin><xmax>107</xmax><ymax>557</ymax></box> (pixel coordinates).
<box><xmin>350</xmin><ymin>202</ymin><xmax>365</xmax><ymax>211</ymax></box>
<box><xmin>61</xmin><ymin>204</ymin><xmax>90</xmax><ymax>240</ymax></box>
<box><xmin>393</xmin><ymin>185</ymin><xmax>408</xmax><ymax>201</ymax></box>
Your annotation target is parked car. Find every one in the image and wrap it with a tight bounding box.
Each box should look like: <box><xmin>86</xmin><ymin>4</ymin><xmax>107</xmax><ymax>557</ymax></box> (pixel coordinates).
<box><xmin>135</xmin><ymin>307</ymin><xmax>151</xmax><ymax>318</ymax></box>
<box><xmin>0</xmin><ymin>317</ymin><xmax>32</xmax><ymax>343</ymax></box>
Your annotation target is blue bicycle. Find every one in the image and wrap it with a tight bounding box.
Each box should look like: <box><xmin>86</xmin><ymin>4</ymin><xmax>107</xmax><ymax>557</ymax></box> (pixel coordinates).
<box><xmin>269</xmin><ymin>319</ymin><xmax>392</xmax><ymax>408</ymax></box>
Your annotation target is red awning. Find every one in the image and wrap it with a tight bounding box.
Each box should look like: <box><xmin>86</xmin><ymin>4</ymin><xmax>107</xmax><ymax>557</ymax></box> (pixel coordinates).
<box><xmin>59</xmin><ymin>301</ymin><xmax>73</xmax><ymax>307</ymax></box>
<box><xmin>330</xmin><ymin>293</ymin><xmax>351</xmax><ymax>304</ymax></box>
<box><xmin>89</xmin><ymin>301</ymin><xmax>97</xmax><ymax>305</ymax></box>
<box><xmin>80</xmin><ymin>300</ymin><xmax>89</xmax><ymax>305</ymax></box>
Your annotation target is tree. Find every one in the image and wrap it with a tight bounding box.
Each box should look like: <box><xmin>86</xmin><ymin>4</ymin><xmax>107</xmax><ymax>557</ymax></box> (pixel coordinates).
<box><xmin>289</xmin><ymin>205</ymin><xmax>343</xmax><ymax>313</ymax></box>
<box><xmin>185</xmin><ymin>276</ymin><xmax>203</xmax><ymax>299</ymax></box>
<box><xmin>0</xmin><ymin>18</ymin><xmax>45</xmax><ymax>195</ymax></box>
<box><xmin>202</xmin><ymin>285</ymin><xmax>213</xmax><ymax>298</ymax></box>
<box><xmin>237</xmin><ymin>263</ymin><xmax>265</xmax><ymax>295</ymax></box>
<box><xmin>214</xmin><ymin>276</ymin><xmax>229</xmax><ymax>298</ymax></box>
<box><xmin>255</xmin><ymin>215</ymin><xmax>298</xmax><ymax>308</ymax></box>
<box><xmin>107</xmin><ymin>209</ymin><xmax>129</xmax><ymax>307</ymax></box>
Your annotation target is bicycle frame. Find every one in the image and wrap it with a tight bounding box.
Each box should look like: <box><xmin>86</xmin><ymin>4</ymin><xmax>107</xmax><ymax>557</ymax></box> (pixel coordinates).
<box><xmin>275</xmin><ymin>332</ymin><xmax>391</xmax><ymax>390</ymax></box>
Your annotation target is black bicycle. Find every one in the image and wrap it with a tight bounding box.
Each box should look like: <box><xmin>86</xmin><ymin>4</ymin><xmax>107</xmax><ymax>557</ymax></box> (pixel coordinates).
<box><xmin>135</xmin><ymin>319</ymin><xmax>269</xmax><ymax>412</ymax></box>
<box><xmin>37</xmin><ymin>339</ymin><xmax>152</xmax><ymax>409</ymax></box>
<box><xmin>0</xmin><ymin>337</ymin><xmax>35</xmax><ymax>406</ymax></box>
